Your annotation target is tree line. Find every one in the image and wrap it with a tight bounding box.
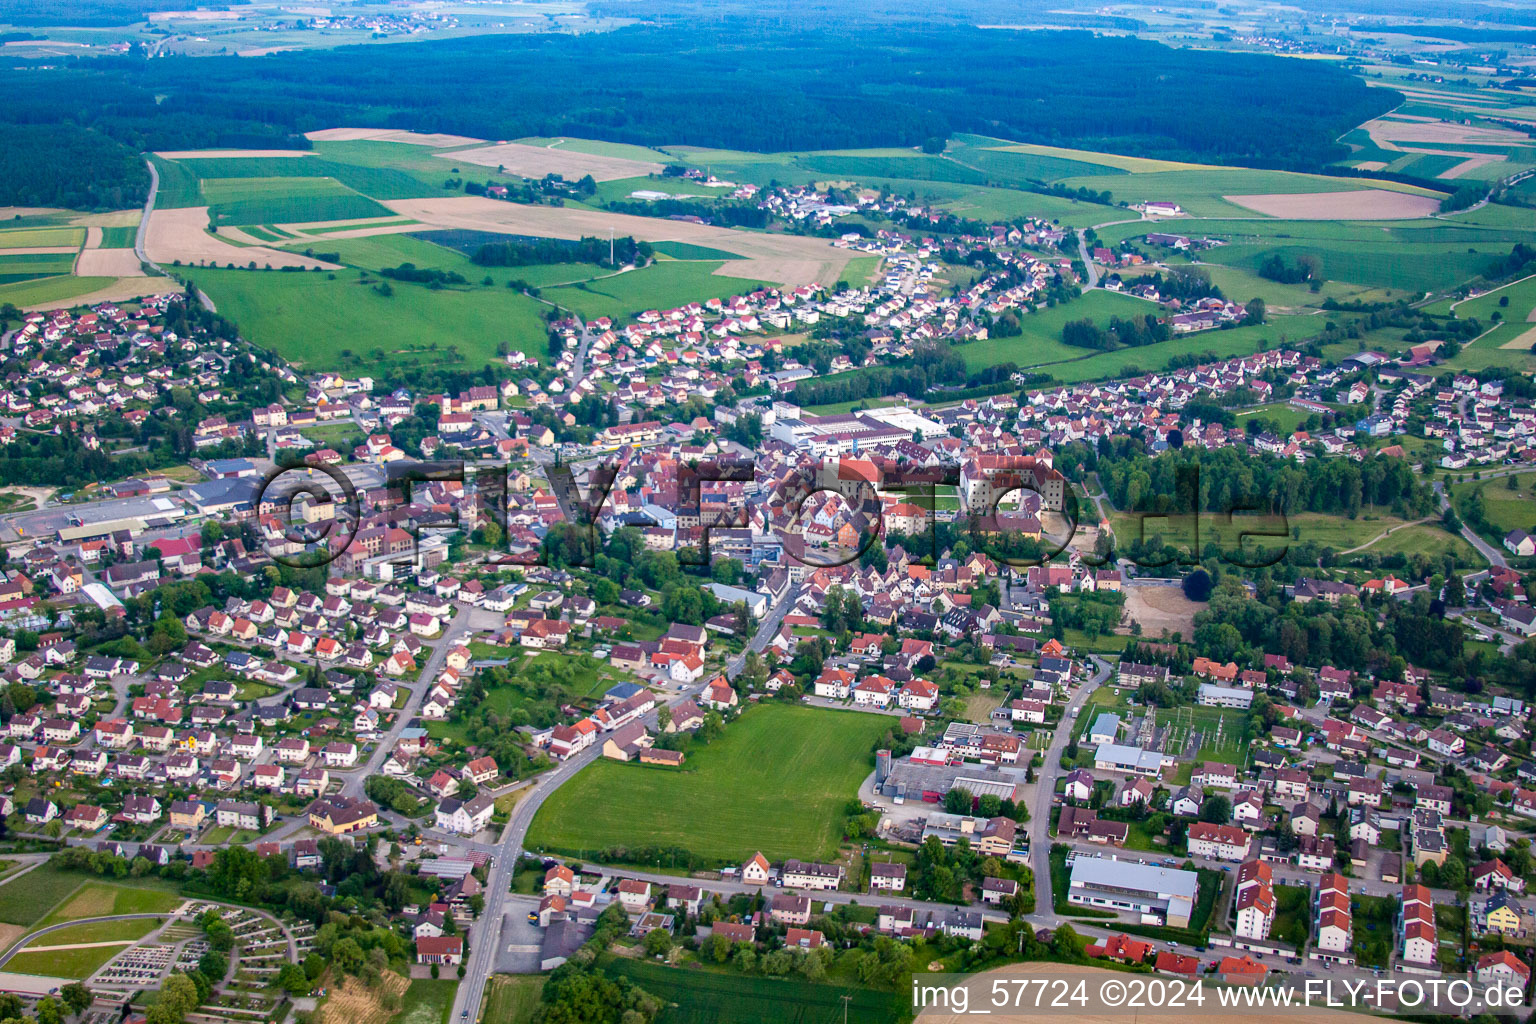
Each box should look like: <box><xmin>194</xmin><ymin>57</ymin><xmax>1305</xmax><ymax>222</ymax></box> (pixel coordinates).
<box><xmin>472</xmin><ymin>235</ymin><xmax>651</xmax><ymax>269</ymax></box>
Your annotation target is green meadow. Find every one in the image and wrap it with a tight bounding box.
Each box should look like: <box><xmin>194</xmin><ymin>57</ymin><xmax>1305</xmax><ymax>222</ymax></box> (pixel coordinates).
<box><xmin>526</xmin><ymin>704</ymin><xmax>887</xmax><ymax>864</ymax></box>
<box><xmin>188</xmin><ymin>266</ymin><xmax>553</xmax><ymax>369</ymax></box>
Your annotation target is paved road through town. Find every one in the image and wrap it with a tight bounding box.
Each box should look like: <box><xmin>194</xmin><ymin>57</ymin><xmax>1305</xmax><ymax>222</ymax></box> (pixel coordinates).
<box><xmin>1024</xmin><ymin>655</ymin><xmax>1110</xmax><ymax>930</ymax></box>
<box><xmin>451</xmin><ymin>582</ymin><xmax>799</xmax><ymax>1021</ymax></box>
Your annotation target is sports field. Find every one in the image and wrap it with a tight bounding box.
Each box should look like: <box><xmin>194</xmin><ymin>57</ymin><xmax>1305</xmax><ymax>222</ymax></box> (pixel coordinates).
<box><xmin>525</xmin><ymin>704</ymin><xmax>888</xmax><ymax>863</ymax></box>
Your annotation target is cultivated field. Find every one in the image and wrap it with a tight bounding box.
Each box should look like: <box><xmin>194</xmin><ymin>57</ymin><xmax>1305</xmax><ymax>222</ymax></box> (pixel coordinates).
<box><xmin>154</xmin><ymin>149</ymin><xmax>317</xmax><ymax>160</ymax></box>
<box><xmin>145</xmin><ymin>207</ymin><xmax>337</xmax><ymax>269</ymax></box>
<box><xmin>21</xmin><ymin>278</ymin><xmax>180</xmax><ymax>311</ymax></box>
<box><xmin>604</xmin><ymin>958</ymin><xmax>906</xmax><ymax>1024</ymax></box>
<box><xmin>436</xmin><ymin>140</ymin><xmax>665</xmax><ymax>181</ymax></box>
<box><xmin>383</xmin><ymin>196</ymin><xmax>852</xmax><ymax>286</ymax></box>
<box><xmin>1363</xmin><ymin>116</ymin><xmax>1532</xmax><ymax>148</ymax></box>
<box><xmin>317</xmin><ymin>970</ymin><xmax>410</xmax><ymax>1024</ymax></box>
<box><xmin>306</xmin><ymin>127</ymin><xmax>482</xmax><ymax>147</ymax></box>
<box><xmin>75</xmin><ymin>248</ymin><xmax>146</xmax><ymax>277</ymax></box>
<box><xmin>189</xmin><ymin>266</ymin><xmax>552</xmax><ymax>368</ymax></box>
<box><xmin>1222</xmin><ymin>189</ymin><xmax>1443</xmax><ymax>219</ymax></box>
<box><xmin>525</xmin><ymin>703</ymin><xmax>889</xmax><ymax>863</ymax></box>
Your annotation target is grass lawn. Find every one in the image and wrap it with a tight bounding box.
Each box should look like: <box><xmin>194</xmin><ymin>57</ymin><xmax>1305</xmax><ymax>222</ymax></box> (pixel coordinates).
<box><xmin>200</xmin><ymin>825</ymin><xmax>262</xmax><ymax>845</ymax></box>
<box><xmin>1360</xmin><ymin>523</ymin><xmax>1480</xmax><ymax>564</ymax></box>
<box><xmin>1452</xmin><ymin>472</ymin><xmax>1536</xmax><ymax>539</ymax></box>
<box><xmin>397</xmin><ymin>978</ymin><xmax>457</xmax><ymax>1024</ymax></box>
<box><xmin>526</xmin><ymin>703</ymin><xmax>888</xmax><ymax>864</ymax></box>
<box><xmin>541</xmin><ymin>261</ymin><xmax>771</xmax><ymax>321</ymax></box>
<box><xmin>1111</xmin><ymin>507</ymin><xmax>1419</xmax><ymax>559</ymax></box>
<box><xmin>233</xmin><ymin>680</ymin><xmax>281</xmax><ymax>701</ymax></box>
<box><xmin>187</xmin><ymin>266</ymin><xmax>553</xmax><ymax>369</ymax></box>
<box><xmin>1272</xmin><ymin>883</ymin><xmax>1311</xmax><ymax>947</ymax></box>
<box><xmin>1232</xmin><ymin>402</ymin><xmax>1313</xmax><ymax>436</ymax></box>
<box><xmin>959</xmin><ymin>296</ymin><xmax>1310</xmax><ymax>384</ymax></box>
<box><xmin>305</xmin><ymin>232</ymin><xmax>603</xmax><ymax>288</ymax></box>
<box><xmin>837</xmin><ymin>256</ymin><xmax>882</xmax><ymax>288</ymax></box>
<box><xmin>603</xmin><ymin>956</ymin><xmax>906</xmax><ymax>1024</ymax></box>
<box><xmin>0</xmin><ymin>863</ymin><xmax>93</xmax><ymax>927</ymax></box>
<box><xmin>482</xmin><ymin>974</ymin><xmax>543</xmax><ymax>1024</ymax></box>
<box><xmin>962</xmin><ymin>691</ymin><xmax>1004</xmax><ymax>723</ymax></box>
<box><xmin>955</xmin><ymin>290</ymin><xmax>1159</xmax><ymax>371</ymax></box>
<box><xmin>37</xmin><ymin>882</ymin><xmax>182</xmax><ymax>926</ymax></box>
<box><xmin>24</xmin><ymin>916</ymin><xmax>163</xmax><ymax>946</ymax></box>
<box><xmin>1060</xmin><ymin>628</ymin><xmax>1129</xmax><ymax>657</ymax></box>
<box><xmin>6</xmin><ymin>943</ymin><xmax>127</xmax><ymax>980</ymax></box>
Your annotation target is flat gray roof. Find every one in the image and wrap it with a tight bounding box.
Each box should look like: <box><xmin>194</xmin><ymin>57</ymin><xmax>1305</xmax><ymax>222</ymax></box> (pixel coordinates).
<box><xmin>1069</xmin><ymin>855</ymin><xmax>1199</xmax><ymax>900</ymax></box>
<box><xmin>1094</xmin><ymin>743</ymin><xmax>1165</xmax><ymax>771</ymax></box>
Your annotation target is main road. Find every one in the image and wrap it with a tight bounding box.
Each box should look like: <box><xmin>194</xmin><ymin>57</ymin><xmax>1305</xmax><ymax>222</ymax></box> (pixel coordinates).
<box><xmin>135</xmin><ymin>155</ymin><xmax>215</xmax><ymax>312</ymax></box>
<box><xmin>1023</xmin><ymin>654</ymin><xmax>1110</xmax><ymax>931</ymax></box>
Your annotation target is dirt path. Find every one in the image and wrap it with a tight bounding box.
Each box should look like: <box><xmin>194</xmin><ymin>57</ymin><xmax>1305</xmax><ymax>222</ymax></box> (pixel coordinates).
<box><xmin>1337</xmin><ymin>516</ymin><xmax>1433</xmax><ymax>555</ymax></box>
<box><xmin>19</xmin><ymin>939</ymin><xmax>135</xmax><ymax>953</ymax></box>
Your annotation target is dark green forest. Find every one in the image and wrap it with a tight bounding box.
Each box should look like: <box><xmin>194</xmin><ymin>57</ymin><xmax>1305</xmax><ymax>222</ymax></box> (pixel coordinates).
<box><xmin>0</xmin><ymin>25</ymin><xmax>1398</xmax><ymax>208</ymax></box>
<box><xmin>0</xmin><ymin>0</ymin><xmax>222</xmax><ymax>25</ymax></box>
<box><xmin>0</xmin><ymin>125</ymin><xmax>149</xmax><ymax>210</ymax></box>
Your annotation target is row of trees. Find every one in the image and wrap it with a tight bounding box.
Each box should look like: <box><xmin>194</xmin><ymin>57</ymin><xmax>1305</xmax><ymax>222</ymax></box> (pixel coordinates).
<box><xmin>472</xmin><ymin>235</ymin><xmax>651</xmax><ymax>270</ymax></box>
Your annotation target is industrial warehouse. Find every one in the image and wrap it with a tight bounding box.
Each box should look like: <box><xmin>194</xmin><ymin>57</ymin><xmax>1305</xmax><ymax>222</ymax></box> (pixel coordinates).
<box><xmin>1067</xmin><ymin>855</ymin><xmax>1200</xmax><ymax>927</ymax></box>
